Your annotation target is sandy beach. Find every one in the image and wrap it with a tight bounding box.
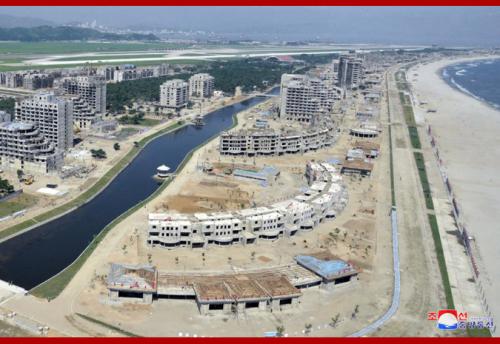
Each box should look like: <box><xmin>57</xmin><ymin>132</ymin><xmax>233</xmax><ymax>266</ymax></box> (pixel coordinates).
<box><xmin>409</xmin><ymin>55</ymin><xmax>500</xmax><ymax>329</ymax></box>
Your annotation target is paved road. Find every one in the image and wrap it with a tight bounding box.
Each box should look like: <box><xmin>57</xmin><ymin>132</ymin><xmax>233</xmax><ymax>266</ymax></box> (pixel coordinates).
<box><xmin>349</xmin><ymin>208</ymin><xmax>401</xmax><ymax>337</ymax></box>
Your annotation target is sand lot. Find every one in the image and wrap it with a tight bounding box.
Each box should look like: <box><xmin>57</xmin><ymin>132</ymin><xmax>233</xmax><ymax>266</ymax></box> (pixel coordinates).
<box><xmin>409</xmin><ymin>56</ymin><xmax>500</xmax><ymax>333</ymax></box>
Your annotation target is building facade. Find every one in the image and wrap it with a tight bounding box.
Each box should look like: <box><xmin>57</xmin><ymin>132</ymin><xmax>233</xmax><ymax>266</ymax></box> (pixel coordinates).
<box><xmin>219</xmin><ymin>127</ymin><xmax>335</xmax><ymax>156</ymax></box>
<box><xmin>0</xmin><ymin>121</ymin><xmax>62</xmax><ymax>173</ymax></box>
<box><xmin>189</xmin><ymin>73</ymin><xmax>214</xmax><ymax>98</ymax></box>
<box><xmin>160</xmin><ymin>79</ymin><xmax>189</xmax><ymax>109</ymax></box>
<box><xmin>338</xmin><ymin>55</ymin><xmax>364</xmax><ymax>90</ymax></box>
<box><xmin>279</xmin><ymin>74</ymin><xmax>334</xmax><ymax>123</ymax></box>
<box><xmin>147</xmin><ymin>162</ymin><xmax>348</xmax><ymax>249</ymax></box>
<box><xmin>15</xmin><ymin>92</ymin><xmax>73</xmax><ymax>151</ymax></box>
<box><xmin>59</xmin><ymin>75</ymin><xmax>106</xmax><ymax>114</ymax></box>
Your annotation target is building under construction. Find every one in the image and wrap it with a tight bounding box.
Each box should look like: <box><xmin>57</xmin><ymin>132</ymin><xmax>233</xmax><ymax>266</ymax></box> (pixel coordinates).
<box><xmin>107</xmin><ymin>252</ymin><xmax>358</xmax><ymax>315</ymax></box>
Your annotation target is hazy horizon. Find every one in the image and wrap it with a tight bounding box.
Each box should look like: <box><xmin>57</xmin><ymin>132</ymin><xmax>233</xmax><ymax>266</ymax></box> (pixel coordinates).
<box><xmin>1</xmin><ymin>7</ymin><xmax>500</xmax><ymax>47</ymax></box>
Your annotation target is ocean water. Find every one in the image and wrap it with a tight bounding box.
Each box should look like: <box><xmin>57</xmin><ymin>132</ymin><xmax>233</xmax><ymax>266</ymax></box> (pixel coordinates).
<box><xmin>442</xmin><ymin>58</ymin><xmax>500</xmax><ymax>110</ymax></box>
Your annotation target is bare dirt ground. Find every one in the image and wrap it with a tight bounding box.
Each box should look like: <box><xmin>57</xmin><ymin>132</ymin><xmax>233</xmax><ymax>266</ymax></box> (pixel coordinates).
<box><xmin>1</xmin><ymin>68</ymin><xmax>458</xmax><ymax>337</ymax></box>
<box><xmin>2</xmin><ymin>82</ymin><xmax>399</xmax><ymax>337</ymax></box>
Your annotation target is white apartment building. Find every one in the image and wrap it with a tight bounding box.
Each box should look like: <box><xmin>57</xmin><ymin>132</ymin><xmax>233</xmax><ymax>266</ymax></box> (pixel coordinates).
<box><xmin>0</xmin><ymin>121</ymin><xmax>62</xmax><ymax>173</ymax></box>
<box><xmin>147</xmin><ymin>162</ymin><xmax>348</xmax><ymax>249</ymax></box>
<box><xmin>59</xmin><ymin>75</ymin><xmax>106</xmax><ymax>114</ymax></box>
<box><xmin>189</xmin><ymin>73</ymin><xmax>214</xmax><ymax>99</ymax></box>
<box><xmin>338</xmin><ymin>55</ymin><xmax>364</xmax><ymax>90</ymax></box>
<box><xmin>160</xmin><ymin>79</ymin><xmax>189</xmax><ymax>109</ymax></box>
<box><xmin>15</xmin><ymin>92</ymin><xmax>73</xmax><ymax>151</ymax></box>
<box><xmin>279</xmin><ymin>74</ymin><xmax>334</xmax><ymax>123</ymax></box>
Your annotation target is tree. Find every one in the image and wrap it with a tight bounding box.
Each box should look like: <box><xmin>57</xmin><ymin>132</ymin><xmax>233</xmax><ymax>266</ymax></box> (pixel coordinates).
<box><xmin>113</xmin><ymin>143</ymin><xmax>121</xmax><ymax>151</ymax></box>
<box><xmin>90</xmin><ymin>149</ymin><xmax>107</xmax><ymax>159</ymax></box>
<box><xmin>330</xmin><ymin>313</ymin><xmax>340</xmax><ymax>328</ymax></box>
<box><xmin>16</xmin><ymin>169</ymin><xmax>24</xmax><ymax>180</ymax></box>
<box><xmin>304</xmin><ymin>323</ymin><xmax>312</xmax><ymax>335</ymax></box>
<box><xmin>276</xmin><ymin>325</ymin><xmax>285</xmax><ymax>337</ymax></box>
<box><xmin>0</xmin><ymin>178</ymin><xmax>14</xmax><ymax>194</ymax></box>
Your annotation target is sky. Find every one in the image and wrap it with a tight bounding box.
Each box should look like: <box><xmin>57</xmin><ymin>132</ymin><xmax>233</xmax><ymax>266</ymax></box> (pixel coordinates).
<box><xmin>1</xmin><ymin>7</ymin><xmax>500</xmax><ymax>46</ymax></box>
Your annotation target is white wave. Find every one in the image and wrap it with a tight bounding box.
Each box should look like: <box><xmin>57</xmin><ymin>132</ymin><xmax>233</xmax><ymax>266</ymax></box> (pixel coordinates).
<box><xmin>455</xmin><ymin>69</ymin><xmax>467</xmax><ymax>76</ymax></box>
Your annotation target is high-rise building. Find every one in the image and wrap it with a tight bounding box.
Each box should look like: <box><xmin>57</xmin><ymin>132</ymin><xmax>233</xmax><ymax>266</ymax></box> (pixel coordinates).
<box><xmin>189</xmin><ymin>73</ymin><xmax>214</xmax><ymax>98</ymax></box>
<box><xmin>337</xmin><ymin>55</ymin><xmax>363</xmax><ymax>90</ymax></box>
<box><xmin>160</xmin><ymin>79</ymin><xmax>189</xmax><ymax>109</ymax></box>
<box><xmin>0</xmin><ymin>121</ymin><xmax>62</xmax><ymax>173</ymax></box>
<box><xmin>68</xmin><ymin>96</ymin><xmax>97</xmax><ymax>130</ymax></box>
<box><xmin>279</xmin><ymin>74</ymin><xmax>334</xmax><ymax>123</ymax></box>
<box><xmin>15</xmin><ymin>92</ymin><xmax>73</xmax><ymax>151</ymax></box>
<box><xmin>59</xmin><ymin>75</ymin><xmax>106</xmax><ymax>114</ymax></box>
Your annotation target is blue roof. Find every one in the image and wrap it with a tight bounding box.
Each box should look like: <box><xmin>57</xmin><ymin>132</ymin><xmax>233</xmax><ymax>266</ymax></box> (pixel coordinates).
<box><xmin>295</xmin><ymin>255</ymin><xmax>354</xmax><ymax>280</ymax></box>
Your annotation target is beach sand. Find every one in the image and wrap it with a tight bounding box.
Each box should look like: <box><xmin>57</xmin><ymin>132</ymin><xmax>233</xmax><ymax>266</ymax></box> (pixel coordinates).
<box><xmin>410</xmin><ymin>56</ymin><xmax>500</xmax><ymax>329</ymax></box>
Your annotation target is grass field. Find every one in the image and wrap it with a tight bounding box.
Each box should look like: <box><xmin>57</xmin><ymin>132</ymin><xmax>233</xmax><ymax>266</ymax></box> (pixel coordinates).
<box><xmin>0</xmin><ymin>320</ymin><xmax>32</xmax><ymax>337</ymax></box>
<box><xmin>0</xmin><ymin>193</ymin><xmax>39</xmax><ymax>218</ymax></box>
<box><xmin>428</xmin><ymin>214</ymin><xmax>454</xmax><ymax>309</ymax></box>
<box><xmin>0</xmin><ymin>42</ymin><xmax>189</xmax><ymax>55</ymax></box>
<box><xmin>0</xmin><ymin>58</ymin><xmax>208</xmax><ymax>72</ymax></box>
<box><xmin>53</xmin><ymin>53</ymin><xmax>168</xmax><ymax>62</ymax></box>
<box><xmin>414</xmin><ymin>152</ymin><xmax>435</xmax><ymax>210</ymax></box>
<box><xmin>408</xmin><ymin>126</ymin><xmax>422</xmax><ymax>149</ymax></box>
<box><xmin>75</xmin><ymin>313</ymin><xmax>140</xmax><ymax>337</ymax></box>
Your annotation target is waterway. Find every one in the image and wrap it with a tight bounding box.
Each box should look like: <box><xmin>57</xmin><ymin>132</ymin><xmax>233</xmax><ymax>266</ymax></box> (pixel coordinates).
<box><xmin>0</xmin><ymin>89</ymin><xmax>278</xmax><ymax>290</ymax></box>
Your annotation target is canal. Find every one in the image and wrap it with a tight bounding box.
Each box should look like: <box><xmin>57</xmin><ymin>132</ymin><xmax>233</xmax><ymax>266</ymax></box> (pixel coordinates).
<box><xmin>0</xmin><ymin>89</ymin><xmax>278</xmax><ymax>289</ymax></box>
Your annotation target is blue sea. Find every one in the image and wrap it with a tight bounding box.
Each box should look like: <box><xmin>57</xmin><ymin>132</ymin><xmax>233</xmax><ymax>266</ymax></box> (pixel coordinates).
<box><xmin>441</xmin><ymin>58</ymin><xmax>500</xmax><ymax>110</ymax></box>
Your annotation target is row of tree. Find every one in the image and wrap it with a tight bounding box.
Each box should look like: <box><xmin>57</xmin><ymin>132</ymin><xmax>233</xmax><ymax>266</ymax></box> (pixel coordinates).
<box><xmin>106</xmin><ymin>58</ymin><xmax>296</xmax><ymax>114</ymax></box>
<box><xmin>0</xmin><ymin>97</ymin><xmax>15</xmax><ymax>116</ymax></box>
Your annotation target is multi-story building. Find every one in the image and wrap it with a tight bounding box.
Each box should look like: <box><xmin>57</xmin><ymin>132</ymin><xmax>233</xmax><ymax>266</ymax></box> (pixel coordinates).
<box><xmin>15</xmin><ymin>92</ymin><xmax>73</xmax><ymax>151</ymax></box>
<box><xmin>160</xmin><ymin>79</ymin><xmax>189</xmax><ymax>109</ymax></box>
<box><xmin>189</xmin><ymin>73</ymin><xmax>214</xmax><ymax>98</ymax></box>
<box><xmin>219</xmin><ymin>127</ymin><xmax>335</xmax><ymax>156</ymax></box>
<box><xmin>279</xmin><ymin>74</ymin><xmax>334</xmax><ymax>123</ymax></box>
<box><xmin>338</xmin><ymin>55</ymin><xmax>364</xmax><ymax>90</ymax></box>
<box><xmin>59</xmin><ymin>75</ymin><xmax>106</xmax><ymax>114</ymax></box>
<box><xmin>147</xmin><ymin>162</ymin><xmax>348</xmax><ymax>249</ymax></box>
<box><xmin>68</xmin><ymin>96</ymin><xmax>97</xmax><ymax>129</ymax></box>
<box><xmin>22</xmin><ymin>73</ymin><xmax>54</xmax><ymax>90</ymax></box>
<box><xmin>0</xmin><ymin>121</ymin><xmax>62</xmax><ymax>173</ymax></box>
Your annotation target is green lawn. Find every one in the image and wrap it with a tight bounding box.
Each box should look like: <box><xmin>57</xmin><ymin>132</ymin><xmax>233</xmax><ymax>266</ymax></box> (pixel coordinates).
<box><xmin>75</xmin><ymin>313</ymin><xmax>140</xmax><ymax>337</ymax></box>
<box><xmin>408</xmin><ymin>126</ymin><xmax>422</xmax><ymax>149</ymax></box>
<box><xmin>0</xmin><ymin>193</ymin><xmax>38</xmax><ymax>218</ymax></box>
<box><xmin>53</xmin><ymin>53</ymin><xmax>167</xmax><ymax>62</ymax></box>
<box><xmin>0</xmin><ymin>41</ymin><xmax>189</xmax><ymax>55</ymax></box>
<box><xmin>428</xmin><ymin>214</ymin><xmax>454</xmax><ymax>310</ymax></box>
<box><xmin>414</xmin><ymin>152</ymin><xmax>434</xmax><ymax>210</ymax></box>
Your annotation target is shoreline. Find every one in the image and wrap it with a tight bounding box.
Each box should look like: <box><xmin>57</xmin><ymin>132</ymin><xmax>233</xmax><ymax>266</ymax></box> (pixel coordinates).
<box><xmin>437</xmin><ymin>56</ymin><xmax>500</xmax><ymax>113</ymax></box>
<box><xmin>409</xmin><ymin>55</ymin><xmax>500</xmax><ymax>334</ymax></box>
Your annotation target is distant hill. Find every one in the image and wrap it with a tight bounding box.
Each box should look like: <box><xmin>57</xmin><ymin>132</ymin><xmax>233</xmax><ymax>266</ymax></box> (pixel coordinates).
<box><xmin>0</xmin><ymin>14</ymin><xmax>55</xmax><ymax>28</ymax></box>
<box><xmin>0</xmin><ymin>25</ymin><xmax>160</xmax><ymax>42</ymax></box>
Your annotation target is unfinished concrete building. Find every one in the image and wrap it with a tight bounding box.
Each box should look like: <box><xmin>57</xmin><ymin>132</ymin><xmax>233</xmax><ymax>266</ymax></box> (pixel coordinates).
<box><xmin>107</xmin><ymin>253</ymin><xmax>358</xmax><ymax>314</ymax></box>
<box><xmin>219</xmin><ymin>126</ymin><xmax>335</xmax><ymax>156</ymax></box>
<box><xmin>279</xmin><ymin>74</ymin><xmax>335</xmax><ymax>123</ymax></box>
<box><xmin>58</xmin><ymin>75</ymin><xmax>107</xmax><ymax>114</ymax></box>
<box><xmin>147</xmin><ymin>162</ymin><xmax>348</xmax><ymax>248</ymax></box>
<box><xmin>0</xmin><ymin>121</ymin><xmax>62</xmax><ymax>173</ymax></box>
